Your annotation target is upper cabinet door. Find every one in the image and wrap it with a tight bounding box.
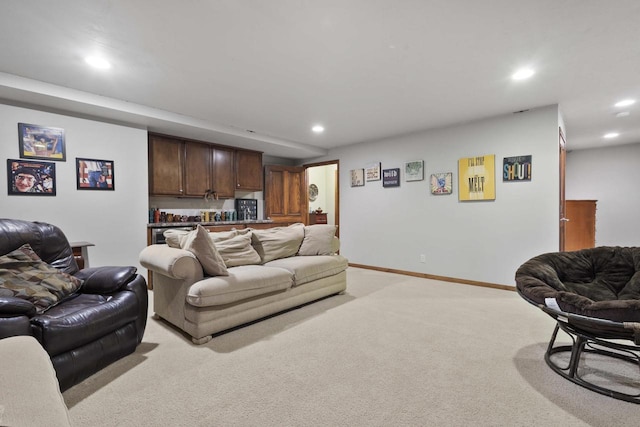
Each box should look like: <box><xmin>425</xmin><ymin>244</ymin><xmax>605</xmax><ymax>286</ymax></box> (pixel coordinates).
<box><xmin>148</xmin><ymin>135</ymin><xmax>184</xmax><ymax>196</ymax></box>
<box><xmin>235</xmin><ymin>150</ymin><xmax>263</xmax><ymax>191</ymax></box>
<box><xmin>212</xmin><ymin>147</ymin><xmax>235</xmax><ymax>199</ymax></box>
<box><xmin>184</xmin><ymin>141</ymin><xmax>212</xmax><ymax>197</ymax></box>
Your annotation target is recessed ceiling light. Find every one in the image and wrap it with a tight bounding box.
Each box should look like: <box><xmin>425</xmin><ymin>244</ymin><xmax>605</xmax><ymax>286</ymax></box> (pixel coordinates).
<box><xmin>85</xmin><ymin>56</ymin><xmax>111</xmax><ymax>70</ymax></box>
<box><xmin>603</xmin><ymin>132</ymin><xmax>619</xmax><ymax>139</ymax></box>
<box><xmin>311</xmin><ymin>125</ymin><xmax>325</xmax><ymax>134</ymax></box>
<box><xmin>512</xmin><ymin>68</ymin><xmax>535</xmax><ymax>80</ymax></box>
<box><xmin>615</xmin><ymin>99</ymin><xmax>635</xmax><ymax>107</ymax></box>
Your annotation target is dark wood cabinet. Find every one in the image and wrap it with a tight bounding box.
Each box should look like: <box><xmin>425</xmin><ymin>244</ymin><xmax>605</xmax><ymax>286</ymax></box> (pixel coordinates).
<box><xmin>236</xmin><ymin>150</ymin><xmax>263</xmax><ymax>191</ymax></box>
<box><xmin>183</xmin><ymin>142</ymin><xmax>235</xmax><ymax>198</ymax></box>
<box><xmin>212</xmin><ymin>146</ymin><xmax>235</xmax><ymax>198</ymax></box>
<box><xmin>149</xmin><ymin>133</ymin><xmax>252</xmax><ymax>198</ymax></box>
<box><xmin>149</xmin><ymin>135</ymin><xmax>185</xmax><ymax>196</ymax></box>
<box><xmin>184</xmin><ymin>141</ymin><xmax>211</xmax><ymax>196</ymax></box>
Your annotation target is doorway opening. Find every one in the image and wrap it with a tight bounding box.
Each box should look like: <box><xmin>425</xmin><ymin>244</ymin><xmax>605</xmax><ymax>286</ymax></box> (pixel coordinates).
<box><xmin>305</xmin><ymin>160</ymin><xmax>339</xmax><ymax>236</ymax></box>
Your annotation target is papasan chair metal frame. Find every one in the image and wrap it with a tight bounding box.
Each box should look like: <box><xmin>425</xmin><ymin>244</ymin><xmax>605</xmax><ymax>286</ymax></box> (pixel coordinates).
<box><xmin>516</xmin><ymin>246</ymin><xmax>640</xmax><ymax>404</ymax></box>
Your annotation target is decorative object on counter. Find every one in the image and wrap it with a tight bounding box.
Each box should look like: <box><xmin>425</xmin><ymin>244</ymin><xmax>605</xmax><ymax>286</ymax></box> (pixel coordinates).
<box><xmin>314</xmin><ymin>208</ymin><xmax>323</xmax><ymax>214</ymax></box>
<box><xmin>235</xmin><ymin>199</ymin><xmax>257</xmax><ymax>220</ymax></box>
<box><xmin>18</xmin><ymin>122</ymin><xmax>66</xmax><ymax>161</ymax></box>
<box><xmin>204</xmin><ymin>189</ymin><xmax>218</xmax><ymax>201</ymax></box>
<box><xmin>308</xmin><ymin>183</ymin><xmax>319</xmax><ymax>202</ymax></box>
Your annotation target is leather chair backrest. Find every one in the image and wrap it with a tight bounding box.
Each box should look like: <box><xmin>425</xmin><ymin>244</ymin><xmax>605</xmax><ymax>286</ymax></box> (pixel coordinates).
<box><xmin>0</xmin><ymin>218</ymin><xmax>78</xmax><ymax>274</ymax></box>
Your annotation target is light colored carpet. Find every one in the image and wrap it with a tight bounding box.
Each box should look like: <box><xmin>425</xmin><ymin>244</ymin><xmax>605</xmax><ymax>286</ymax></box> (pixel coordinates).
<box><xmin>64</xmin><ymin>268</ymin><xmax>640</xmax><ymax>426</ymax></box>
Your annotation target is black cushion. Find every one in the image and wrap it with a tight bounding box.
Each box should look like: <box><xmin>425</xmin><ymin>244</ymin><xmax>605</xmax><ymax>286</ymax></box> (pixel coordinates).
<box><xmin>515</xmin><ymin>246</ymin><xmax>640</xmax><ymax>322</ymax></box>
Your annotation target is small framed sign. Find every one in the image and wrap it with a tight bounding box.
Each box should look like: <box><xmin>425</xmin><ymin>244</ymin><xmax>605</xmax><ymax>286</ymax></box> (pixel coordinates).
<box><xmin>404</xmin><ymin>160</ymin><xmax>424</xmax><ymax>181</ymax></box>
<box><xmin>430</xmin><ymin>172</ymin><xmax>453</xmax><ymax>195</ymax></box>
<box><xmin>365</xmin><ymin>162</ymin><xmax>381</xmax><ymax>181</ymax></box>
<box><xmin>503</xmin><ymin>155</ymin><xmax>532</xmax><ymax>181</ymax></box>
<box><xmin>351</xmin><ymin>169</ymin><xmax>365</xmax><ymax>187</ymax></box>
<box><xmin>382</xmin><ymin>168</ymin><xmax>400</xmax><ymax>187</ymax></box>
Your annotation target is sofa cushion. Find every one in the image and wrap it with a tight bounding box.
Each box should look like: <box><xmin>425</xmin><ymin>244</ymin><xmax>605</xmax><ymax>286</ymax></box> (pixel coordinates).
<box><xmin>265</xmin><ymin>255</ymin><xmax>348</xmax><ymax>287</ymax></box>
<box><xmin>164</xmin><ymin>228</ymin><xmax>237</xmax><ymax>248</ymax></box>
<box><xmin>181</xmin><ymin>225</ymin><xmax>228</xmax><ymax>277</ymax></box>
<box><xmin>186</xmin><ymin>265</ymin><xmax>293</xmax><ymax>307</ymax></box>
<box><xmin>251</xmin><ymin>223</ymin><xmax>305</xmax><ymax>263</ymax></box>
<box><xmin>0</xmin><ymin>244</ymin><xmax>83</xmax><ymax>313</ymax></box>
<box><xmin>215</xmin><ymin>234</ymin><xmax>262</xmax><ymax>267</ymax></box>
<box><xmin>298</xmin><ymin>225</ymin><xmax>338</xmax><ymax>256</ymax></box>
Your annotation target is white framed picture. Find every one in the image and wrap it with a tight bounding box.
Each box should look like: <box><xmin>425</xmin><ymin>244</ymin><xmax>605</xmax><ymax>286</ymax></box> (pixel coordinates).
<box><xmin>365</xmin><ymin>162</ymin><xmax>381</xmax><ymax>181</ymax></box>
<box><xmin>351</xmin><ymin>169</ymin><xmax>365</xmax><ymax>187</ymax></box>
<box><xmin>404</xmin><ymin>160</ymin><xmax>424</xmax><ymax>181</ymax></box>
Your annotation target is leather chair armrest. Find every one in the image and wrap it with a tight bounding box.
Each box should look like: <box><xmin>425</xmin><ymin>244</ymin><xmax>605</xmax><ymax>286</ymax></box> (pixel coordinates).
<box><xmin>0</xmin><ymin>297</ymin><xmax>34</xmax><ymax>339</ymax></box>
<box><xmin>74</xmin><ymin>266</ymin><xmax>137</xmax><ymax>294</ymax></box>
<box><xmin>0</xmin><ymin>296</ymin><xmax>37</xmax><ymax>317</ymax></box>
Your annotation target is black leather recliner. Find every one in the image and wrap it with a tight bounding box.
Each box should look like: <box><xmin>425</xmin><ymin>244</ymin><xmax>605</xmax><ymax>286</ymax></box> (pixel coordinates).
<box><xmin>0</xmin><ymin>218</ymin><xmax>148</xmax><ymax>391</ymax></box>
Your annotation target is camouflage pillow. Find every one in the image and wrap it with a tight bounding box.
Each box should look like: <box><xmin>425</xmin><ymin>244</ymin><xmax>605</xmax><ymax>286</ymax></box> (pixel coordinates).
<box><xmin>0</xmin><ymin>244</ymin><xmax>83</xmax><ymax>313</ymax></box>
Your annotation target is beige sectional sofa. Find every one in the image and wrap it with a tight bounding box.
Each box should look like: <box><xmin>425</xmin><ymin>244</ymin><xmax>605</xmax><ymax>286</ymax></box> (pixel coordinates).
<box><xmin>139</xmin><ymin>223</ymin><xmax>347</xmax><ymax>344</ymax></box>
<box><xmin>0</xmin><ymin>335</ymin><xmax>72</xmax><ymax>426</ymax></box>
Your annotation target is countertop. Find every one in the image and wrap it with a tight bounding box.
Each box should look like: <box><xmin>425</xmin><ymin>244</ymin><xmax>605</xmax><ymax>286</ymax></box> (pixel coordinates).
<box><xmin>147</xmin><ymin>220</ymin><xmax>274</xmax><ymax>229</ymax></box>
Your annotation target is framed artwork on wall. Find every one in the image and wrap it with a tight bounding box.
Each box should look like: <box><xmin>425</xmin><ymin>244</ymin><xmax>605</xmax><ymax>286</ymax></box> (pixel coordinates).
<box><xmin>404</xmin><ymin>160</ymin><xmax>424</xmax><ymax>181</ymax></box>
<box><xmin>76</xmin><ymin>158</ymin><xmax>115</xmax><ymax>190</ymax></box>
<box><xmin>18</xmin><ymin>123</ymin><xmax>66</xmax><ymax>161</ymax></box>
<box><xmin>458</xmin><ymin>154</ymin><xmax>496</xmax><ymax>201</ymax></box>
<box><xmin>382</xmin><ymin>168</ymin><xmax>400</xmax><ymax>187</ymax></box>
<box><xmin>7</xmin><ymin>159</ymin><xmax>56</xmax><ymax>195</ymax></box>
<box><xmin>503</xmin><ymin>155</ymin><xmax>532</xmax><ymax>181</ymax></box>
<box><xmin>430</xmin><ymin>172</ymin><xmax>453</xmax><ymax>194</ymax></box>
<box><xmin>350</xmin><ymin>169</ymin><xmax>365</xmax><ymax>187</ymax></box>
<box><xmin>365</xmin><ymin>162</ymin><xmax>381</xmax><ymax>181</ymax></box>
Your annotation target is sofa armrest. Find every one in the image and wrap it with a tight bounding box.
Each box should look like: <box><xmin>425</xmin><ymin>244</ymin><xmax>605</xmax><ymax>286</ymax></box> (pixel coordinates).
<box><xmin>139</xmin><ymin>244</ymin><xmax>204</xmax><ymax>281</ymax></box>
<box><xmin>0</xmin><ymin>296</ymin><xmax>37</xmax><ymax>317</ymax></box>
<box><xmin>0</xmin><ymin>297</ymin><xmax>34</xmax><ymax>338</ymax></box>
<box><xmin>0</xmin><ymin>336</ymin><xmax>72</xmax><ymax>426</ymax></box>
<box><xmin>74</xmin><ymin>266</ymin><xmax>137</xmax><ymax>294</ymax></box>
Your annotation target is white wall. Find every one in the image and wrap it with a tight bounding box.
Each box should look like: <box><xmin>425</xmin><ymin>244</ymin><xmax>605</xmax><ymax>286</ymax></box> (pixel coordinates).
<box><xmin>566</xmin><ymin>143</ymin><xmax>640</xmax><ymax>247</ymax></box>
<box><xmin>308</xmin><ymin>105</ymin><xmax>561</xmax><ymax>286</ymax></box>
<box><xmin>0</xmin><ymin>104</ymin><xmax>149</xmax><ymax>272</ymax></box>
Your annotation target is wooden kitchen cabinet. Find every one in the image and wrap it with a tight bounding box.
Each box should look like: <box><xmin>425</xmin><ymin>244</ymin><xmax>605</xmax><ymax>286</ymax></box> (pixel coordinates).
<box><xmin>149</xmin><ymin>133</ymin><xmax>261</xmax><ymax>197</ymax></box>
<box><xmin>184</xmin><ymin>141</ymin><xmax>211</xmax><ymax>196</ymax></box>
<box><xmin>236</xmin><ymin>149</ymin><xmax>263</xmax><ymax>191</ymax></box>
<box><xmin>183</xmin><ymin>142</ymin><xmax>235</xmax><ymax>198</ymax></box>
<box><xmin>211</xmin><ymin>146</ymin><xmax>235</xmax><ymax>198</ymax></box>
<box><xmin>149</xmin><ymin>135</ymin><xmax>185</xmax><ymax>196</ymax></box>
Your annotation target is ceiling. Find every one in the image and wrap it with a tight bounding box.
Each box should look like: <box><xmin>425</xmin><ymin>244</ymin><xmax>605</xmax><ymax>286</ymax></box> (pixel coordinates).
<box><xmin>1</xmin><ymin>1</ymin><xmax>639</xmax><ymax>159</ymax></box>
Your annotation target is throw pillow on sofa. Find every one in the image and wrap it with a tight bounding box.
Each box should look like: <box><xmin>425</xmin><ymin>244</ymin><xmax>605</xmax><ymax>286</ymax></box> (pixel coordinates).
<box><xmin>0</xmin><ymin>243</ymin><xmax>83</xmax><ymax>313</ymax></box>
<box><xmin>180</xmin><ymin>225</ymin><xmax>229</xmax><ymax>277</ymax></box>
<box><xmin>165</xmin><ymin>228</ymin><xmax>237</xmax><ymax>248</ymax></box>
<box><xmin>215</xmin><ymin>233</ymin><xmax>261</xmax><ymax>267</ymax></box>
<box><xmin>298</xmin><ymin>225</ymin><xmax>339</xmax><ymax>256</ymax></box>
<box><xmin>250</xmin><ymin>223</ymin><xmax>305</xmax><ymax>263</ymax></box>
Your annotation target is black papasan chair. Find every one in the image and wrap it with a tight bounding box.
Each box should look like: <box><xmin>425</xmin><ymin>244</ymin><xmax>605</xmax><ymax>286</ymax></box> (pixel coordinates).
<box><xmin>515</xmin><ymin>246</ymin><xmax>640</xmax><ymax>403</ymax></box>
